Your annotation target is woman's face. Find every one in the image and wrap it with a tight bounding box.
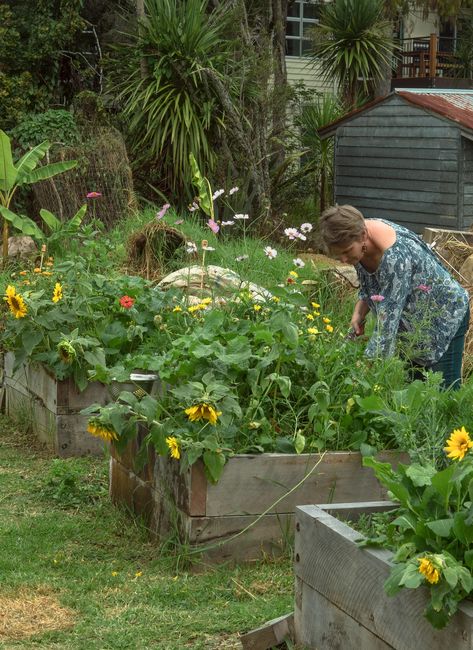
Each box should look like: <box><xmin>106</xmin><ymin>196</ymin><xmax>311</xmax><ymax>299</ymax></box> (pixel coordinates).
<box><xmin>329</xmin><ymin>237</ymin><xmax>365</xmax><ymax>265</ymax></box>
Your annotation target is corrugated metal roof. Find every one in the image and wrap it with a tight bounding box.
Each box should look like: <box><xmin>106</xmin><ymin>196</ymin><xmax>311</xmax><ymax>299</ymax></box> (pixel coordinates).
<box><xmin>397</xmin><ymin>90</ymin><xmax>473</xmax><ymax>131</ymax></box>
<box><xmin>318</xmin><ymin>89</ymin><xmax>473</xmax><ymax>138</ymax></box>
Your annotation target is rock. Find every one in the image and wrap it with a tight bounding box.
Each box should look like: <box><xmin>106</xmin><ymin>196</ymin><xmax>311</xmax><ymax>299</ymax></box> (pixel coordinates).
<box><xmin>460</xmin><ymin>253</ymin><xmax>473</xmax><ymax>285</ymax></box>
<box><xmin>8</xmin><ymin>236</ymin><xmax>37</xmax><ymax>258</ymax></box>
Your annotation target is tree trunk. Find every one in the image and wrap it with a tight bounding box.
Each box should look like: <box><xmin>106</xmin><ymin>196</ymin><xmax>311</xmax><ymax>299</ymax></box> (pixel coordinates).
<box><xmin>271</xmin><ymin>0</ymin><xmax>289</xmax><ymax>167</ymax></box>
<box><xmin>136</xmin><ymin>0</ymin><xmax>149</xmax><ymax>79</ymax></box>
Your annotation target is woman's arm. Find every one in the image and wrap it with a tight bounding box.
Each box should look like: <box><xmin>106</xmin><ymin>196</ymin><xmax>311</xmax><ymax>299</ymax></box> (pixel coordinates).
<box><xmin>351</xmin><ymin>299</ymin><xmax>370</xmax><ymax>335</ymax></box>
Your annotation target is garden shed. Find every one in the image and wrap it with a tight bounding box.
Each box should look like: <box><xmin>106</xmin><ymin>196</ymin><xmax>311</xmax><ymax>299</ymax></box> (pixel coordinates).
<box><xmin>319</xmin><ymin>89</ymin><xmax>473</xmax><ymax>233</ymax></box>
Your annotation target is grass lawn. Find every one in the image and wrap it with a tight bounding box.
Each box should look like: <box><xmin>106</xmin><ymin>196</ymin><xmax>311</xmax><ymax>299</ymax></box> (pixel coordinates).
<box><xmin>0</xmin><ymin>416</ymin><xmax>293</xmax><ymax>649</ymax></box>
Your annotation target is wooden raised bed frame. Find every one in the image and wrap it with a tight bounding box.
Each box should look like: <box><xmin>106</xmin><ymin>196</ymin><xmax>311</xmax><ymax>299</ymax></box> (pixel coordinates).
<box><xmin>294</xmin><ymin>502</ymin><xmax>473</xmax><ymax>649</ymax></box>
<box><xmin>110</xmin><ymin>446</ymin><xmax>407</xmax><ymax>563</ymax></box>
<box><xmin>3</xmin><ymin>352</ymin><xmax>109</xmax><ymax>456</ymax></box>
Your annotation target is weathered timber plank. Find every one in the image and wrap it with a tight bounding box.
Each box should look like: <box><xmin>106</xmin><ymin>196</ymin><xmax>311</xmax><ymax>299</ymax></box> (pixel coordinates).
<box><xmin>339</xmin><ymin>126</ymin><xmax>457</xmax><ymax>140</ymax></box>
<box><xmin>335</xmin><ymin>184</ymin><xmax>457</xmax><ymax>205</ymax></box>
<box><xmin>109</xmin><ymin>458</ymin><xmax>154</xmax><ymax>521</ymax></box>
<box><xmin>337</xmin><ymin>165</ymin><xmax>457</xmax><ymax>183</ymax></box>
<box><xmin>338</xmin><ymin>115</ymin><xmax>448</xmax><ymax>128</ymax></box>
<box><xmin>240</xmin><ymin>613</ymin><xmax>294</xmax><ymax>650</ymax></box>
<box><xmin>336</xmin><ymin>146</ymin><xmax>458</xmax><ymax>161</ymax></box>
<box><xmin>336</xmin><ymin>175</ymin><xmax>457</xmax><ymax>194</ymax></box>
<box><xmin>56</xmin><ymin>414</ymin><xmax>104</xmax><ymax>456</ymax></box>
<box><xmin>294</xmin><ymin>505</ymin><xmax>473</xmax><ymax>650</ymax></box>
<box><xmin>423</xmin><ymin>227</ymin><xmax>473</xmax><ymax>245</ymax></box>
<box><xmin>338</xmin><ymin>136</ymin><xmax>458</xmax><ymax>150</ymax></box>
<box><xmin>337</xmin><ymin>156</ymin><xmax>457</xmax><ymax>171</ymax></box>
<box><xmin>201</xmin><ymin>451</ymin><xmax>406</xmax><ymax>517</ymax></box>
<box><xmin>333</xmin><ymin>196</ymin><xmax>457</xmax><ymax>220</ymax></box>
<box><xmin>295</xmin><ymin>577</ymin><xmax>393</xmax><ymax>650</ymax></box>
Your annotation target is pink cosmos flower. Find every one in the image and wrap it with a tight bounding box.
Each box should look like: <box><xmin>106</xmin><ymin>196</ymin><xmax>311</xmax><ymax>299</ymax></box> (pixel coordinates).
<box><xmin>284</xmin><ymin>227</ymin><xmax>300</xmax><ymax>240</ymax></box>
<box><xmin>416</xmin><ymin>284</ymin><xmax>431</xmax><ymax>293</ymax></box>
<box><xmin>119</xmin><ymin>295</ymin><xmax>135</xmax><ymax>309</ymax></box>
<box><xmin>370</xmin><ymin>294</ymin><xmax>385</xmax><ymax>302</ymax></box>
<box><xmin>207</xmin><ymin>219</ymin><xmax>220</xmax><ymax>233</ymax></box>
<box><xmin>86</xmin><ymin>191</ymin><xmax>102</xmax><ymax>199</ymax></box>
<box><xmin>156</xmin><ymin>203</ymin><xmax>171</xmax><ymax>220</ymax></box>
<box><xmin>300</xmin><ymin>222</ymin><xmax>313</xmax><ymax>233</ymax></box>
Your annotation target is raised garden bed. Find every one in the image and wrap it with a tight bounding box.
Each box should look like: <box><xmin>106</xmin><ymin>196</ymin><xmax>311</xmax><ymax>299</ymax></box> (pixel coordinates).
<box><xmin>294</xmin><ymin>502</ymin><xmax>473</xmax><ymax>649</ymax></box>
<box><xmin>3</xmin><ymin>352</ymin><xmax>109</xmax><ymax>456</ymax></box>
<box><xmin>110</xmin><ymin>446</ymin><xmax>408</xmax><ymax>563</ymax></box>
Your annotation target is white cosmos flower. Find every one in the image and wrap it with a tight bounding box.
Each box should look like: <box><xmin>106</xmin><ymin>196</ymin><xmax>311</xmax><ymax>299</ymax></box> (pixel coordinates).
<box><xmin>264</xmin><ymin>246</ymin><xmax>277</xmax><ymax>259</ymax></box>
<box><xmin>228</xmin><ymin>186</ymin><xmax>239</xmax><ymax>195</ymax></box>
<box><xmin>221</xmin><ymin>220</ymin><xmax>235</xmax><ymax>226</ymax></box>
<box><xmin>293</xmin><ymin>258</ymin><xmax>305</xmax><ymax>268</ymax></box>
<box><xmin>212</xmin><ymin>189</ymin><xmax>225</xmax><ymax>200</ymax></box>
<box><xmin>297</xmin><ymin>232</ymin><xmax>307</xmax><ymax>241</ymax></box>
<box><xmin>186</xmin><ymin>242</ymin><xmax>198</xmax><ymax>254</ymax></box>
<box><xmin>300</xmin><ymin>222</ymin><xmax>313</xmax><ymax>233</ymax></box>
<box><xmin>284</xmin><ymin>227</ymin><xmax>300</xmax><ymax>240</ymax></box>
<box><xmin>235</xmin><ymin>254</ymin><xmax>249</xmax><ymax>262</ymax></box>
<box><xmin>234</xmin><ymin>213</ymin><xmax>249</xmax><ymax>220</ymax></box>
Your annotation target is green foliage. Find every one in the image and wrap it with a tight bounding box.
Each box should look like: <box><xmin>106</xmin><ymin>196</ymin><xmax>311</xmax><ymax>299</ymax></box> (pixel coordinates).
<box><xmin>113</xmin><ymin>0</ymin><xmax>235</xmax><ymax>202</ymax></box>
<box><xmin>9</xmin><ymin>109</ymin><xmax>81</xmax><ymax>152</ymax></box>
<box><xmin>364</xmin><ymin>444</ymin><xmax>473</xmax><ymax>628</ymax></box>
<box><xmin>40</xmin><ymin>457</ymin><xmax>108</xmax><ymax>509</ymax></box>
<box><xmin>310</xmin><ymin>0</ymin><xmax>398</xmax><ymax>107</ymax></box>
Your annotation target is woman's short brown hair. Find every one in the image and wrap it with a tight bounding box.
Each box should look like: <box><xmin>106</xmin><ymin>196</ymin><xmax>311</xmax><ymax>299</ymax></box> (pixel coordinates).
<box><xmin>318</xmin><ymin>204</ymin><xmax>366</xmax><ymax>250</ymax></box>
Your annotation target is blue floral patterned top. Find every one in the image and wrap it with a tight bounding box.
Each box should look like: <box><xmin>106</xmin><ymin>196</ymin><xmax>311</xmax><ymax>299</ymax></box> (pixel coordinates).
<box><xmin>355</xmin><ymin>219</ymin><xmax>469</xmax><ymax>365</ymax></box>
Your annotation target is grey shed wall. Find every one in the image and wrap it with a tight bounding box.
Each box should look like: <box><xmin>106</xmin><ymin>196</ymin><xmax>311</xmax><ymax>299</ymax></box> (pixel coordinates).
<box><xmin>463</xmin><ymin>137</ymin><xmax>473</xmax><ymax>228</ymax></box>
<box><xmin>334</xmin><ymin>95</ymin><xmax>460</xmax><ymax>233</ymax></box>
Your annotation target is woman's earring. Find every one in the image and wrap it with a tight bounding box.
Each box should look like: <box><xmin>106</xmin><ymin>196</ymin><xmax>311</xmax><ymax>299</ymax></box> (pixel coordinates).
<box><xmin>361</xmin><ymin>242</ymin><xmax>367</xmax><ymax>254</ymax></box>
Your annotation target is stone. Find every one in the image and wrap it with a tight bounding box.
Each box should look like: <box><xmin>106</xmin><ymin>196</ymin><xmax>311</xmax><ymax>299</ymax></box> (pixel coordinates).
<box><xmin>8</xmin><ymin>236</ymin><xmax>37</xmax><ymax>258</ymax></box>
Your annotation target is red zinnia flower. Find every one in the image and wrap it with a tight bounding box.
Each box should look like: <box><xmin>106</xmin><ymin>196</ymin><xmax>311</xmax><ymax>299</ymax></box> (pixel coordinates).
<box><xmin>119</xmin><ymin>295</ymin><xmax>135</xmax><ymax>309</ymax></box>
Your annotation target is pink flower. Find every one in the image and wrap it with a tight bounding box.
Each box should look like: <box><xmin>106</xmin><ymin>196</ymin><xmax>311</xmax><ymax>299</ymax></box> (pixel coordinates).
<box><xmin>86</xmin><ymin>191</ymin><xmax>102</xmax><ymax>199</ymax></box>
<box><xmin>417</xmin><ymin>284</ymin><xmax>431</xmax><ymax>293</ymax></box>
<box><xmin>119</xmin><ymin>295</ymin><xmax>135</xmax><ymax>309</ymax></box>
<box><xmin>156</xmin><ymin>203</ymin><xmax>171</xmax><ymax>220</ymax></box>
<box><xmin>370</xmin><ymin>294</ymin><xmax>385</xmax><ymax>302</ymax></box>
<box><xmin>207</xmin><ymin>219</ymin><xmax>220</xmax><ymax>233</ymax></box>
<box><xmin>284</xmin><ymin>227</ymin><xmax>300</xmax><ymax>240</ymax></box>
<box><xmin>300</xmin><ymin>223</ymin><xmax>313</xmax><ymax>233</ymax></box>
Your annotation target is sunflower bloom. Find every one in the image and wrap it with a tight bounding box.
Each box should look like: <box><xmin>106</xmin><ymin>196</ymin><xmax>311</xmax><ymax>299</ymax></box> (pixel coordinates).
<box><xmin>87</xmin><ymin>420</ymin><xmax>118</xmax><ymax>443</ymax></box>
<box><xmin>418</xmin><ymin>557</ymin><xmax>440</xmax><ymax>584</ymax></box>
<box><xmin>185</xmin><ymin>403</ymin><xmax>222</xmax><ymax>425</ymax></box>
<box><xmin>166</xmin><ymin>436</ymin><xmax>181</xmax><ymax>460</ymax></box>
<box><xmin>4</xmin><ymin>286</ymin><xmax>27</xmax><ymax>318</ymax></box>
<box><xmin>444</xmin><ymin>426</ymin><xmax>473</xmax><ymax>461</ymax></box>
<box><xmin>57</xmin><ymin>340</ymin><xmax>76</xmax><ymax>364</ymax></box>
<box><xmin>52</xmin><ymin>283</ymin><xmax>63</xmax><ymax>303</ymax></box>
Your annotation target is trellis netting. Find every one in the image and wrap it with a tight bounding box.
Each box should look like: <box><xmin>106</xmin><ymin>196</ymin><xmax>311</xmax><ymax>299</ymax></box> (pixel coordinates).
<box><xmin>33</xmin><ymin>127</ymin><xmax>137</xmax><ymax>228</ymax></box>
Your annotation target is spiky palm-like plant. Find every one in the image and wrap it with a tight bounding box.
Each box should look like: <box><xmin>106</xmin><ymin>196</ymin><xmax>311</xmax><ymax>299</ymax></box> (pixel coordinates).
<box><xmin>115</xmin><ymin>0</ymin><xmax>234</xmax><ymax>202</ymax></box>
<box><xmin>310</xmin><ymin>0</ymin><xmax>398</xmax><ymax>108</ymax></box>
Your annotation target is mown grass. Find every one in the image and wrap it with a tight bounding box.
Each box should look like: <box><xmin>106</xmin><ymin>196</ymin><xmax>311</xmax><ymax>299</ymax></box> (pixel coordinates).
<box><xmin>0</xmin><ymin>416</ymin><xmax>293</xmax><ymax>649</ymax></box>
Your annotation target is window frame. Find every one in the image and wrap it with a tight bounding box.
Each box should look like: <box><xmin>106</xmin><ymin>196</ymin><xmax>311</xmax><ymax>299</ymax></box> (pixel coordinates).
<box><xmin>286</xmin><ymin>0</ymin><xmax>323</xmax><ymax>58</ymax></box>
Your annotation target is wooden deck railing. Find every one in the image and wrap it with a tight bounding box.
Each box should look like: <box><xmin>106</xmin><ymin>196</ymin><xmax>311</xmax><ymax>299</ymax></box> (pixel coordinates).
<box><xmin>394</xmin><ymin>34</ymin><xmax>461</xmax><ymax>79</ymax></box>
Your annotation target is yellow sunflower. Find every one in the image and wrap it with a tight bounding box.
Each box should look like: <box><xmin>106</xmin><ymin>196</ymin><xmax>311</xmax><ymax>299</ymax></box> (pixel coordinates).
<box><xmin>52</xmin><ymin>282</ymin><xmax>63</xmax><ymax>303</ymax></box>
<box><xmin>87</xmin><ymin>420</ymin><xmax>118</xmax><ymax>443</ymax></box>
<box><xmin>184</xmin><ymin>403</ymin><xmax>222</xmax><ymax>425</ymax></box>
<box><xmin>444</xmin><ymin>426</ymin><xmax>473</xmax><ymax>461</ymax></box>
<box><xmin>166</xmin><ymin>436</ymin><xmax>181</xmax><ymax>460</ymax></box>
<box><xmin>4</xmin><ymin>286</ymin><xmax>27</xmax><ymax>318</ymax></box>
<box><xmin>417</xmin><ymin>557</ymin><xmax>440</xmax><ymax>584</ymax></box>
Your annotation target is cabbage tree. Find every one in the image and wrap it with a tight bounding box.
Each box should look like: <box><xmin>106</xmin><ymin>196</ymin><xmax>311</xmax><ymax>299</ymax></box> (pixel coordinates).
<box><xmin>0</xmin><ymin>129</ymin><xmax>77</xmax><ymax>264</ymax></box>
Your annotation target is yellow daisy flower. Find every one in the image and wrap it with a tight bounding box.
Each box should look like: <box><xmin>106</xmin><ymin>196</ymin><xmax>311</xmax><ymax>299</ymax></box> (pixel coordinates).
<box><xmin>52</xmin><ymin>283</ymin><xmax>63</xmax><ymax>303</ymax></box>
<box><xmin>325</xmin><ymin>324</ymin><xmax>334</xmax><ymax>333</ymax></box>
<box><xmin>444</xmin><ymin>426</ymin><xmax>473</xmax><ymax>461</ymax></box>
<box><xmin>323</xmin><ymin>317</ymin><xmax>331</xmax><ymax>324</ymax></box>
<box><xmin>173</xmin><ymin>306</ymin><xmax>182</xmax><ymax>312</ymax></box>
<box><xmin>253</xmin><ymin>304</ymin><xmax>262</xmax><ymax>312</ymax></box>
<box><xmin>185</xmin><ymin>403</ymin><xmax>222</xmax><ymax>425</ymax></box>
<box><xmin>289</xmin><ymin>270</ymin><xmax>298</xmax><ymax>278</ymax></box>
<box><xmin>306</xmin><ymin>314</ymin><xmax>314</xmax><ymax>321</ymax></box>
<box><xmin>311</xmin><ymin>302</ymin><xmax>320</xmax><ymax>309</ymax></box>
<box><xmin>418</xmin><ymin>557</ymin><xmax>440</xmax><ymax>584</ymax></box>
<box><xmin>33</xmin><ymin>268</ymin><xmax>41</xmax><ymax>273</ymax></box>
<box><xmin>313</xmin><ymin>311</ymin><xmax>320</xmax><ymax>316</ymax></box>
<box><xmin>19</xmin><ymin>270</ymin><xmax>28</xmax><ymax>276</ymax></box>
<box><xmin>272</xmin><ymin>296</ymin><xmax>280</xmax><ymax>303</ymax></box>
<box><xmin>307</xmin><ymin>327</ymin><xmax>319</xmax><ymax>335</ymax></box>
<box><xmin>166</xmin><ymin>436</ymin><xmax>181</xmax><ymax>460</ymax></box>
<box><xmin>42</xmin><ymin>271</ymin><xmax>52</xmax><ymax>276</ymax></box>
<box><xmin>201</xmin><ymin>297</ymin><xmax>212</xmax><ymax>305</ymax></box>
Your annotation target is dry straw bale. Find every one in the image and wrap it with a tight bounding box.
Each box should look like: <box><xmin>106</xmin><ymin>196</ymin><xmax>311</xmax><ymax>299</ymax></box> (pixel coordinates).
<box><xmin>0</xmin><ymin>586</ymin><xmax>75</xmax><ymax>641</ymax></box>
<box><xmin>126</xmin><ymin>221</ymin><xmax>187</xmax><ymax>280</ymax></box>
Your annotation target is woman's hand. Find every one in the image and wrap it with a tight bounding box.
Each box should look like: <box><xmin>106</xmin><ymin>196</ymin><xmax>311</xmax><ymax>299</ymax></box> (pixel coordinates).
<box><xmin>350</xmin><ymin>315</ymin><xmax>366</xmax><ymax>336</ymax></box>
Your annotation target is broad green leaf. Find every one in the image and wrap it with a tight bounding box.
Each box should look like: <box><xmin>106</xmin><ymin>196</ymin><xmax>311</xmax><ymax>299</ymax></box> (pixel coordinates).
<box><xmin>186</xmin><ymin>444</ymin><xmax>203</xmax><ymax>465</ymax></box>
<box><xmin>21</xmin><ymin>331</ymin><xmax>43</xmax><ymax>356</ymax></box>
<box><xmin>294</xmin><ymin>431</ymin><xmax>306</xmax><ymax>454</ymax></box>
<box><xmin>405</xmin><ymin>463</ymin><xmax>436</xmax><ymax>487</ymax></box>
<box><xmin>18</xmin><ymin>159</ymin><xmax>77</xmax><ymax>185</ymax></box>
<box><xmin>0</xmin><ymin>206</ymin><xmax>43</xmax><ymax>238</ymax></box>
<box><xmin>0</xmin><ymin>129</ymin><xmax>17</xmax><ymax>192</ymax></box>
<box><xmin>149</xmin><ymin>423</ymin><xmax>168</xmax><ymax>456</ymax></box>
<box><xmin>69</xmin><ymin>203</ymin><xmax>87</xmax><ymax>228</ymax></box>
<box><xmin>39</xmin><ymin>208</ymin><xmax>61</xmax><ymax>232</ymax></box>
<box><xmin>453</xmin><ymin>511</ymin><xmax>473</xmax><ymax>544</ymax></box>
<box><xmin>443</xmin><ymin>566</ymin><xmax>458</xmax><ymax>589</ymax></box>
<box><xmin>426</xmin><ymin>518</ymin><xmax>454</xmax><ymax>537</ymax></box>
<box><xmin>15</xmin><ymin>140</ymin><xmax>50</xmax><ymax>178</ymax></box>
<box><xmin>203</xmin><ymin>450</ymin><xmax>226</xmax><ymax>484</ymax></box>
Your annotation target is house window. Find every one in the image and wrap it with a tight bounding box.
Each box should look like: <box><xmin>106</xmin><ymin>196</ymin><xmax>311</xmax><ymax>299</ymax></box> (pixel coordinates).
<box><xmin>286</xmin><ymin>0</ymin><xmax>324</xmax><ymax>57</ymax></box>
